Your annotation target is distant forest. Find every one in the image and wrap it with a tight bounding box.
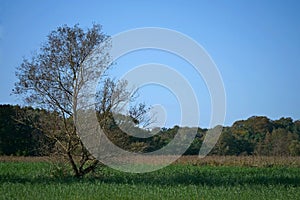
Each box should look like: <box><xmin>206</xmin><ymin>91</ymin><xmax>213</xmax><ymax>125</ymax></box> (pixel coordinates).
<box><xmin>1</xmin><ymin>104</ymin><xmax>300</xmax><ymax>156</ymax></box>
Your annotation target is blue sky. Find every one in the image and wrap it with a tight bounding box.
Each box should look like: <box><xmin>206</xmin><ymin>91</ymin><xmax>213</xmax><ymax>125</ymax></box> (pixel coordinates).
<box><xmin>1</xmin><ymin>0</ymin><xmax>300</xmax><ymax>127</ymax></box>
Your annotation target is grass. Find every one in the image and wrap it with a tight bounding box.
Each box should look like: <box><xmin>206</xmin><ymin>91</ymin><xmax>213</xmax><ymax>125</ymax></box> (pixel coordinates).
<box><xmin>1</xmin><ymin>159</ymin><xmax>300</xmax><ymax>199</ymax></box>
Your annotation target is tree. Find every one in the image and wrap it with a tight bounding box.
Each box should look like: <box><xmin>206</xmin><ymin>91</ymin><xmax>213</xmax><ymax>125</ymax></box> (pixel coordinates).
<box><xmin>13</xmin><ymin>24</ymin><xmax>125</xmax><ymax>177</ymax></box>
<box><xmin>0</xmin><ymin>105</ymin><xmax>53</xmax><ymax>156</ymax></box>
<box><xmin>14</xmin><ymin>24</ymin><xmax>152</xmax><ymax>177</ymax></box>
<box><xmin>0</xmin><ymin>105</ymin><xmax>34</xmax><ymax>156</ymax></box>
<box><xmin>255</xmin><ymin>128</ymin><xmax>298</xmax><ymax>156</ymax></box>
<box><xmin>274</xmin><ymin>117</ymin><xmax>294</xmax><ymax>132</ymax></box>
<box><xmin>289</xmin><ymin>140</ymin><xmax>300</xmax><ymax>156</ymax></box>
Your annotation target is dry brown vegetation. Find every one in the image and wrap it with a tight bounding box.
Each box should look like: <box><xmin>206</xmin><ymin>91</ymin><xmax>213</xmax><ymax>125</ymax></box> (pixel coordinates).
<box><xmin>1</xmin><ymin>155</ymin><xmax>300</xmax><ymax>167</ymax></box>
<box><xmin>175</xmin><ymin>155</ymin><xmax>300</xmax><ymax>167</ymax></box>
<box><xmin>0</xmin><ymin>156</ymin><xmax>61</xmax><ymax>163</ymax></box>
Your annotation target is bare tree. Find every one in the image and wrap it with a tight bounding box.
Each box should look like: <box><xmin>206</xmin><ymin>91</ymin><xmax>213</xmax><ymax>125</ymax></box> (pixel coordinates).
<box><xmin>13</xmin><ymin>24</ymin><xmax>153</xmax><ymax>177</ymax></box>
<box><xmin>13</xmin><ymin>24</ymin><xmax>112</xmax><ymax>177</ymax></box>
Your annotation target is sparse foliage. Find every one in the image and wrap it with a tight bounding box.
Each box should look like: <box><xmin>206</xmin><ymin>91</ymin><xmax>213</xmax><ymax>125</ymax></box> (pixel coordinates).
<box><xmin>13</xmin><ymin>24</ymin><xmax>111</xmax><ymax>177</ymax></box>
<box><xmin>13</xmin><ymin>24</ymin><xmax>153</xmax><ymax>177</ymax></box>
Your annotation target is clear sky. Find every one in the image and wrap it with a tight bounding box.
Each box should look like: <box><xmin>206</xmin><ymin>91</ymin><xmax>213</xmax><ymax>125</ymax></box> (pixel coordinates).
<box><xmin>1</xmin><ymin>0</ymin><xmax>300</xmax><ymax>127</ymax></box>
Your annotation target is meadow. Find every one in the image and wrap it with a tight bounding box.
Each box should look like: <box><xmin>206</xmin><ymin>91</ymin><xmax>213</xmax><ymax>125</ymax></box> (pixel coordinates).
<box><xmin>1</xmin><ymin>157</ymin><xmax>300</xmax><ymax>200</ymax></box>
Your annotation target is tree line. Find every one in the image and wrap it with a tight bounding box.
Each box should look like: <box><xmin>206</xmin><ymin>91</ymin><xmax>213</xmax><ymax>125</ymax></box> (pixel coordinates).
<box><xmin>1</xmin><ymin>104</ymin><xmax>300</xmax><ymax>157</ymax></box>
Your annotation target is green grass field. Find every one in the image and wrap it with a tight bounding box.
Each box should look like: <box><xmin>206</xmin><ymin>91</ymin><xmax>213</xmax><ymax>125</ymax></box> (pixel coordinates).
<box><xmin>1</xmin><ymin>161</ymin><xmax>300</xmax><ymax>200</ymax></box>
